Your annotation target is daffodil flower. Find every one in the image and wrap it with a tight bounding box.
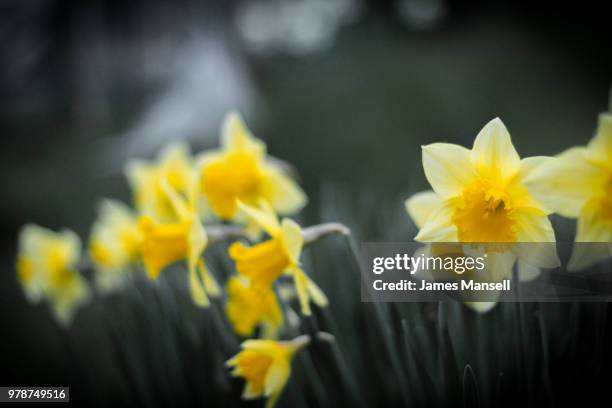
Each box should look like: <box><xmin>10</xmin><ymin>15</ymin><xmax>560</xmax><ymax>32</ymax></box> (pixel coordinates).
<box><xmin>16</xmin><ymin>225</ymin><xmax>90</xmax><ymax>325</ymax></box>
<box><xmin>89</xmin><ymin>199</ymin><xmax>140</xmax><ymax>292</ymax></box>
<box><xmin>138</xmin><ymin>176</ymin><xmax>220</xmax><ymax>307</ymax></box>
<box><xmin>525</xmin><ymin>112</ymin><xmax>612</xmax><ymax>270</ymax></box>
<box><xmin>228</xmin><ymin>200</ymin><xmax>327</xmax><ymax>316</ymax></box>
<box><xmin>126</xmin><ymin>143</ymin><xmax>194</xmax><ymax>223</ymax></box>
<box><xmin>406</xmin><ymin>190</ymin><xmax>543</xmax><ymax>282</ymax></box>
<box><xmin>198</xmin><ymin>112</ymin><xmax>306</xmax><ymax>221</ymax></box>
<box><xmin>227</xmin><ymin>336</ymin><xmax>309</xmax><ymax>408</ymax></box>
<box><xmin>405</xmin><ymin>118</ymin><xmax>559</xmax><ymax>309</ymax></box>
<box><xmin>226</xmin><ymin>276</ymin><xmax>284</xmax><ymax>339</ymax></box>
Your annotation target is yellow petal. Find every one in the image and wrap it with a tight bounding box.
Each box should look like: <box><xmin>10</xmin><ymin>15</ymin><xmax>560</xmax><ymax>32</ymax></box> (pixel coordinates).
<box><xmin>586</xmin><ymin>112</ymin><xmax>612</xmax><ymax>165</ymax></box>
<box><xmin>575</xmin><ymin>201</ymin><xmax>612</xmax><ymax>243</ymax></box>
<box><xmin>125</xmin><ymin>143</ymin><xmax>193</xmax><ymax>222</ymax></box>
<box><xmin>241</xmin><ymin>339</ymin><xmax>284</xmax><ymax>353</ymax></box>
<box><xmin>242</xmin><ymin>382</ymin><xmax>261</xmax><ymax>400</ymax></box>
<box><xmin>237</xmin><ymin>200</ymin><xmax>280</xmax><ymax>236</ymax></box>
<box><xmin>514</xmin><ymin>211</ymin><xmax>556</xmax><ymax>242</ymax></box>
<box><xmin>405</xmin><ymin>190</ymin><xmax>442</xmax><ymax>228</ymax></box>
<box><xmin>159</xmin><ymin>143</ymin><xmax>193</xmax><ymax>187</ymax></box>
<box><xmin>483</xmin><ymin>250</ymin><xmax>516</xmax><ymax>282</ymax></box>
<box><xmin>221</xmin><ymin>111</ymin><xmax>265</xmax><ymax>158</ymax></box>
<box><xmin>519</xmin><ymin>156</ymin><xmax>553</xmax><ymax>177</ymax></box>
<box><xmin>568</xmin><ymin>243</ymin><xmax>612</xmax><ymax>271</ymax></box>
<box><xmin>471</xmin><ymin>118</ymin><xmax>521</xmax><ymax>180</ymax></box>
<box><xmin>517</xmin><ymin>156</ymin><xmax>556</xmax><ymax>214</ymax></box>
<box><xmin>16</xmin><ymin>256</ymin><xmax>42</xmax><ymax>301</ymax></box>
<box><xmin>260</xmin><ymin>167</ymin><xmax>307</xmax><ymax>215</ymax></box>
<box><xmin>517</xmin><ymin>259</ymin><xmax>540</xmax><ymax>282</ymax></box>
<box><xmin>306</xmin><ymin>277</ymin><xmax>328</xmax><ymax>307</ymax></box>
<box><xmin>291</xmin><ymin>267</ymin><xmax>311</xmax><ymax>316</ymax></box>
<box><xmin>188</xmin><ymin>219</ymin><xmax>207</xmax><ymax>274</ymax></box>
<box><xmin>199</xmin><ymin>260</ymin><xmax>220</xmax><ymax>298</ymax></box>
<box><xmin>414</xmin><ymin>201</ymin><xmax>458</xmax><ymax>242</ymax></box>
<box><xmin>513</xmin><ymin>211</ymin><xmax>560</xmax><ymax>269</ymax></box>
<box><xmin>264</xmin><ymin>361</ymin><xmax>291</xmax><ymax>408</ymax></box>
<box><xmin>160</xmin><ymin>178</ymin><xmax>191</xmax><ymax>221</ymax></box>
<box><xmin>464</xmin><ymin>301</ymin><xmax>497</xmax><ymax>313</ymax></box>
<box><xmin>422</xmin><ymin>143</ymin><xmax>475</xmax><ymax>198</ymax></box>
<box><xmin>50</xmin><ymin>275</ymin><xmax>91</xmax><ymax>326</ymax></box>
<box><xmin>189</xmin><ymin>261</ymin><xmax>210</xmax><ymax>307</ymax></box>
<box><xmin>260</xmin><ymin>321</ymin><xmax>281</xmax><ymax>340</ymax></box>
<box><xmin>523</xmin><ymin>147</ymin><xmax>605</xmax><ymax>218</ymax></box>
<box><xmin>280</xmin><ymin>218</ymin><xmax>303</xmax><ymax>264</ymax></box>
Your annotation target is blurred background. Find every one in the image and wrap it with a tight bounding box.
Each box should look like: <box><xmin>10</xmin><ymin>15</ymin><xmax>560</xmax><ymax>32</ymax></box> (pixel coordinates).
<box><xmin>1</xmin><ymin>0</ymin><xmax>611</xmax><ymax>406</ymax></box>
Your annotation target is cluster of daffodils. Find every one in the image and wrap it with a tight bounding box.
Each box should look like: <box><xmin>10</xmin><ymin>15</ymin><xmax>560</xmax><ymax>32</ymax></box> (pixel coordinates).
<box><xmin>405</xmin><ymin>113</ymin><xmax>612</xmax><ymax>312</ymax></box>
<box><xmin>16</xmin><ymin>106</ymin><xmax>612</xmax><ymax>406</ymax></box>
<box><xmin>16</xmin><ymin>112</ymin><xmax>335</xmax><ymax>407</ymax></box>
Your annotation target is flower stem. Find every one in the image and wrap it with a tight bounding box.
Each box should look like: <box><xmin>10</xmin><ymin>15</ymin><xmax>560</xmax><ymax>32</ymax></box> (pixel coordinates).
<box><xmin>303</xmin><ymin>222</ymin><xmax>351</xmax><ymax>245</ymax></box>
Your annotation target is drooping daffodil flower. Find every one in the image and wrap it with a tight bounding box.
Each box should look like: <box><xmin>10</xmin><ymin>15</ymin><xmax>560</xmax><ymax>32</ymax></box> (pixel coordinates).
<box><xmin>226</xmin><ymin>276</ymin><xmax>284</xmax><ymax>339</ymax></box>
<box><xmin>227</xmin><ymin>336</ymin><xmax>310</xmax><ymax>408</ymax></box>
<box><xmin>126</xmin><ymin>143</ymin><xmax>194</xmax><ymax>223</ymax></box>
<box><xmin>89</xmin><ymin>199</ymin><xmax>140</xmax><ymax>292</ymax></box>
<box><xmin>228</xmin><ymin>200</ymin><xmax>327</xmax><ymax>316</ymax></box>
<box><xmin>138</xmin><ymin>174</ymin><xmax>220</xmax><ymax>306</ymax></box>
<box><xmin>16</xmin><ymin>225</ymin><xmax>90</xmax><ymax>325</ymax></box>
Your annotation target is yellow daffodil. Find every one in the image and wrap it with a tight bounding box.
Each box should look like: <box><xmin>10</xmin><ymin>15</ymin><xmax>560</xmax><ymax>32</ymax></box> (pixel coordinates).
<box><xmin>138</xmin><ymin>176</ymin><xmax>220</xmax><ymax>306</ymax></box>
<box><xmin>228</xmin><ymin>200</ymin><xmax>327</xmax><ymax>315</ymax></box>
<box><xmin>227</xmin><ymin>336</ymin><xmax>309</xmax><ymax>408</ymax></box>
<box><xmin>406</xmin><ymin>190</ymin><xmax>542</xmax><ymax>280</ymax></box>
<box><xmin>198</xmin><ymin>112</ymin><xmax>306</xmax><ymax>221</ymax></box>
<box><xmin>226</xmin><ymin>276</ymin><xmax>283</xmax><ymax>339</ymax></box>
<box><xmin>525</xmin><ymin>112</ymin><xmax>612</xmax><ymax>269</ymax></box>
<box><xmin>126</xmin><ymin>143</ymin><xmax>194</xmax><ymax>223</ymax></box>
<box><xmin>89</xmin><ymin>199</ymin><xmax>140</xmax><ymax>292</ymax></box>
<box><xmin>16</xmin><ymin>225</ymin><xmax>90</xmax><ymax>325</ymax></box>
<box><xmin>405</xmin><ymin>118</ymin><xmax>559</xmax><ymax>310</ymax></box>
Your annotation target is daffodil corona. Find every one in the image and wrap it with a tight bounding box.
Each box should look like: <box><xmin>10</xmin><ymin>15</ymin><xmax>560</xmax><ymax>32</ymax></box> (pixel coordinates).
<box><xmin>228</xmin><ymin>200</ymin><xmax>327</xmax><ymax>315</ymax></box>
<box><xmin>226</xmin><ymin>276</ymin><xmax>283</xmax><ymax>339</ymax></box>
<box><xmin>198</xmin><ymin>112</ymin><xmax>306</xmax><ymax>221</ymax></box>
<box><xmin>16</xmin><ymin>225</ymin><xmax>90</xmax><ymax>325</ymax></box>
